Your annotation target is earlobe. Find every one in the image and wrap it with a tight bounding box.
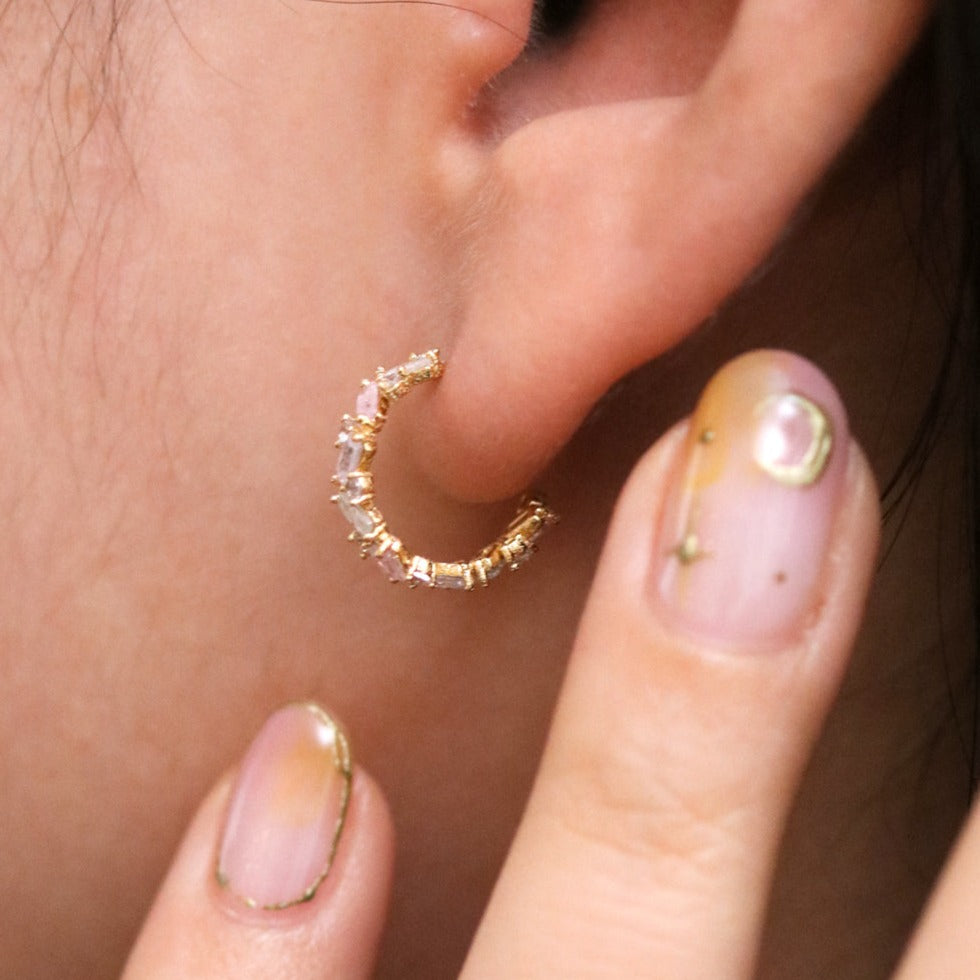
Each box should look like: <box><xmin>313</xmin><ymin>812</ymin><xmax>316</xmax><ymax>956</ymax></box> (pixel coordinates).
<box><xmin>423</xmin><ymin>0</ymin><xmax>932</xmax><ymax>502</ymax></box>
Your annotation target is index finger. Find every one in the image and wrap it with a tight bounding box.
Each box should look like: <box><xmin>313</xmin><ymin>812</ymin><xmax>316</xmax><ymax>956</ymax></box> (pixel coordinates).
<box><xmin>462</xmin><ymin>351</ymin><xmax>880</xmax><ymax>978</ymax></box>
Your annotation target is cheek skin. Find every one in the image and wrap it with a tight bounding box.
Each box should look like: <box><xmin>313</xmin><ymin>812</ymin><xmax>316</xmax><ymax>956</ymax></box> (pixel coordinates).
<box><xmin>0</xmin><ymin>9</ymin><xmax>493</xmax><ymax>979</ymax></box>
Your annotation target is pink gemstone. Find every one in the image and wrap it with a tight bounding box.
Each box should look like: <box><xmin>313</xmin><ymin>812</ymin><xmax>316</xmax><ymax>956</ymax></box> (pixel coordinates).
<box><xmin>378</xmin><ymin>550</ymin><xmax>406</xmax><ymax>582</ymax></box>
<box><xmin>356</xmin><ymin>382</ymin><xmax>380</xmax><ymax>420</ymax></box>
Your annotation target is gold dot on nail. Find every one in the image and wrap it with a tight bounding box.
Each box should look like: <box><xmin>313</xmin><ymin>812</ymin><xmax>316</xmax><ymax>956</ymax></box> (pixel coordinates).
<box><xmin>699</xmin><ymin>428</ymin><xmax>716</xmax><ymax>444</ymax></box>
<box><xmin>674</xmin><ymin>532</ymin><xmax>704</xmax><ymax>565</ymax></box>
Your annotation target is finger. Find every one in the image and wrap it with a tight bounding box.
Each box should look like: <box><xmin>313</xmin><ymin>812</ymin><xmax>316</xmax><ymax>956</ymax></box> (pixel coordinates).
<box><xmin>893</xmin><ymin>797</ymin><xmax>980</xmax><ymax>978</ymax></box>
<box><xmin>123</xmin><ymin>702</ymin><xmax>394</xmax><ymax>980</ymax></box>
<box><xmin>462</xmin><ymin>351</ymin><xmax>880</xmax><ymax>978</ymax></box>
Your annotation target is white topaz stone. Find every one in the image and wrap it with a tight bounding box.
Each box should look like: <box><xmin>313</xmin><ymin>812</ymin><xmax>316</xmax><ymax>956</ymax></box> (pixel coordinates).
<box><xmin>434</xmin><ymin>569</ymin><xmax>466</xmax><ymax>590</ymax></box>
<box><xmin>336</xmin><ymin>434</ymin><xmax>363</xmax><ymax>479</ymax></box>
<box><xmin>337</xmin><ymin>495</ymin><xmax>376</xmax><ymax>536</ymax></box>
<box><xmin>380</xmin><ymin>367</ymin><xmax>403</xmax><ymax>391</ymax></box>
<box><xmin>404</xmin><ymin>355</ymin><xmax>432</xmax><ymax>376</ymax></box>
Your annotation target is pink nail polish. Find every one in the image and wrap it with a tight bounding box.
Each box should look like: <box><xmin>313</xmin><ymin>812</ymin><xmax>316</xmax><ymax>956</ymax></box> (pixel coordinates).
<box><xmin>216</xmin><ymin>702</ymin><xmax>352</xmax><ymax>910</ymax></box>
<box><xmin>652</xmin><ymin>351</ymin><xmax>848</xmax><ymax>646</ymax></box>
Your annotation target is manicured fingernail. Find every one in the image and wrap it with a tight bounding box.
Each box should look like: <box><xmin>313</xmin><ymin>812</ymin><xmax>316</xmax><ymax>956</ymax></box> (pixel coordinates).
<box><xmin>652</xmin><ymin>350</ymin><xmax>848</xmax><ymax>646</ymax></box>
<box><xmin>216</xmin><ymin>702</ymin><xmax>352</xmax><ymax>910</ymax></box>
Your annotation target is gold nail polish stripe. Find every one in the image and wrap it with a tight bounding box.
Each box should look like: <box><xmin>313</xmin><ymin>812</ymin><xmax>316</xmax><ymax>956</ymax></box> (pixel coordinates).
<box><xmin>332</xmin><ymin>350</ymin><xmax>558</xmax><ymax>590</ymax></box>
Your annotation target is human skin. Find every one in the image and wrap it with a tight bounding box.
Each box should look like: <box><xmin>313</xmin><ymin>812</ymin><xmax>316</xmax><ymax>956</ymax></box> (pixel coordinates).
<box><xmin>0</xmin><ymin>0</ymin><xmax>973</xmax><ymax>978</ymax></box>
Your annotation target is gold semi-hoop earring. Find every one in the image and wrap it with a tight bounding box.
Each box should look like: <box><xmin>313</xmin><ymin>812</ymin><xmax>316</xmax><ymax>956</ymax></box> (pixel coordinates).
<box><xmin>332</xmin><ymin>350</ymin><xmax>558</xmax><ymax>590</ymax></box>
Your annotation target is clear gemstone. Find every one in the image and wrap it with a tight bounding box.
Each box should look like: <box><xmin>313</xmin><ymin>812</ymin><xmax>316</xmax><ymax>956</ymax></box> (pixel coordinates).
<box><xmin>380</xmin><ymin>367</ymin><xmax>403</xmax><ymax>391</ymax></box>
<box><xmin>336</xmin><ymin>434</ymin><xmax>363</xmax><ymax>479</ymax></box>
<box><xmin>356</xmin><ymin>382</ymin><xmax>380</xmax><ymax>419</ymax></box>
<box><xmin>434</xmin><ymin>566</ymin><xmax>467</xmax><ymax>590</ymax></box>
<box><xmin>403</xmin><ymin>355</ymin><xmax>432</xmax><ymax>376</ymax></box>
<box><xmin>378</xmin><ymin>550</ymin><xmax>407</xmax><ymax>582</ymax></box>
<box><xmin>409</xmin><ymin>559</ymin><xmax>432</xmax><ymax>585</ymax></box>
<box><xmin>337</xmin><ymin>495</ymin><xmax>376</xmax><ymax>536</ymax></box>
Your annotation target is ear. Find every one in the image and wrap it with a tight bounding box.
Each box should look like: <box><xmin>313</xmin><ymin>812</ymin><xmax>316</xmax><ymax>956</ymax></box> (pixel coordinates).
<box><xmin>421</xmin><ymin>0</ymin><xmax>932</xmax><ymax>500</ymax></box>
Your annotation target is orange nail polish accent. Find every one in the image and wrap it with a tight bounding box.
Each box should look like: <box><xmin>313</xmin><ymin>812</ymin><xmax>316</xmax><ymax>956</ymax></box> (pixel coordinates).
<box><xmin>217</xmin><ymin>703</ymin><xmax>351</xmax><ymax>910</ymax></box>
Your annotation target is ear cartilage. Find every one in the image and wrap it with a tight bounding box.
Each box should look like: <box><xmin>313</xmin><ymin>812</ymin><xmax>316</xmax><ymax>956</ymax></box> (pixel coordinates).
<box><xmin>332</xmin><ymin>350</ymin><xmax>558</xmax><ymax>590</ymax></box>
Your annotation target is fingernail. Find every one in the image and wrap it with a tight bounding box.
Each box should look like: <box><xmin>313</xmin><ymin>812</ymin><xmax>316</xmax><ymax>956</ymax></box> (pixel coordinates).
<box><xmin>216</xmin><ymin>702</ymin><xmax>352</xmax><ymax>910</ymax></box>
<box><xmin>652</xmin><ymin>350</ymin><xmax>848</xmax><ymax>646</ymax></box>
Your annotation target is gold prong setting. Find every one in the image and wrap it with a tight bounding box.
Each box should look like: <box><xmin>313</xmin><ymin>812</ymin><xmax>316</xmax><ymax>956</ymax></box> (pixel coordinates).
<box><xmin>332</xmin><ymin>350</ymin><xmax>558</xmax><ymax>591</ymax></box>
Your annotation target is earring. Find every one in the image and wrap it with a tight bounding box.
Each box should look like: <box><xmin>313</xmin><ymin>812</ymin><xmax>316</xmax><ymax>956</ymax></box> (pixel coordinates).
<box><xmin>332</xmin><ymin>350</ymin><xmax>558</xmax><ymax>590</ymax></box>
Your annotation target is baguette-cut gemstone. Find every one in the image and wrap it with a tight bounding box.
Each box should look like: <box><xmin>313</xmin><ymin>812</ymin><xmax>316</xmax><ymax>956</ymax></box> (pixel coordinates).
<box><xmin>356</xmin><ymin>382</ymin><xmax>380</xmax><ymax>420</ymax></box>
<box><xmin>433</xmin><ymin>565</ymin><xmax>467</xmax><ymax>590</ymax></box>
<box><xmin>336</xmin><ymin>434</ymin><xmax>362</xmax><ymax>479</ymax></box>
<box><xmin>380</xmin><ymin>367</ymin><xmax>403</xmax><ymax>390</ymax></box>
<box><xmin>337</xmin><ymin>495</ymin><xmax>376</xmax><ymax>536</ymax></box>
<box><xmin>378</xmin><ymin>549</ymin><xmax>407</xmax><ymax>582</ymax></box>
<box><xmin>404</xmin><ymin>355</ymin><xmax>433</xmax><ymax>376</ymax></box>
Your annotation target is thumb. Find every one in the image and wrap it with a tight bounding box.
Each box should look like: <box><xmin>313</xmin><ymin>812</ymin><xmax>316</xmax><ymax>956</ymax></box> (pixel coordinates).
<box><xmin>123</xmin><ymin>702</ymin><xmax>395</xmax><ymax>980</ymax></box>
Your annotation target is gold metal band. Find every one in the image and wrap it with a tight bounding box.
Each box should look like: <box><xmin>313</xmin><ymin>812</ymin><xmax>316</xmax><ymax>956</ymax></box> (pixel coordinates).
<box><xmin>332</xmin><ymin>350</ymin><xmax>558</xmax><ymax>590</ymax></box>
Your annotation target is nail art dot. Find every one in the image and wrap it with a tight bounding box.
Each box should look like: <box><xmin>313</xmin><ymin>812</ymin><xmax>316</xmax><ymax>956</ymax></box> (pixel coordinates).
<box><xmin>674</xmin><ymin>532</ymin><xmax>705</xmax><ymax>565</ymax></box>
<box><xmin>752</xmin><ymin>393</ymin><xmax>832</xmax><ymax>487</ymax></box>
<box><xmin>699</xmin><ymin>428</ymin><xmax>716</xmax><ymax>445</ymax></box>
